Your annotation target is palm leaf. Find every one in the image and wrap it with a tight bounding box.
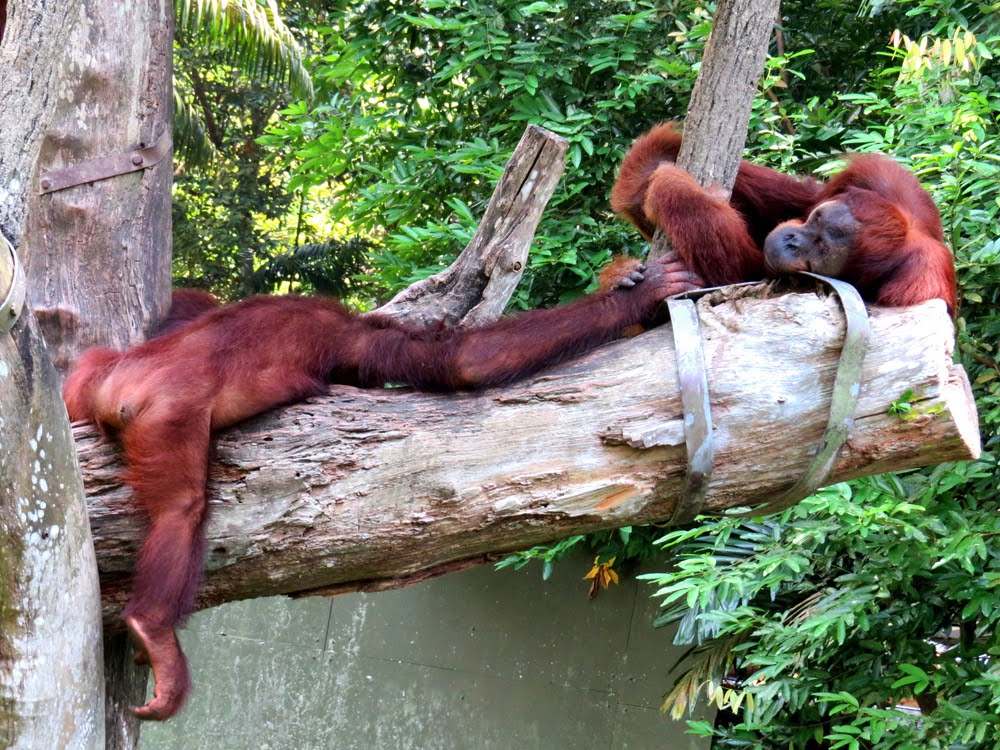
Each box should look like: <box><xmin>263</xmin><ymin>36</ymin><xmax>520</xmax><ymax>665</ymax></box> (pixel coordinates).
<box><xmin>175</xmin><ymin>0</ymin><xmax>313</xmax><ymax>99</ymax></box>
<box><xmin>172</xmin><ymin>88</ymin><xmax>217</xmax><ymax>168</ymax></box>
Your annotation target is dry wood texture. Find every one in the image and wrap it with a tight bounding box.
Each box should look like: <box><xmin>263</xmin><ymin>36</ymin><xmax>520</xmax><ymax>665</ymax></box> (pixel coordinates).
<box><xmin>1</xmin><ymin>0</ymin><xmax>173</xmax><ymax>374</ymax></box>
<box><xmin>76</xmin><ymin>285</ymin><xmax>979</xmax><ymax>630</ymax></box>
<box><xmin>1</xmin><ymin>2</ymin><xmax>175</xmax><ymax>743</ymax></box>
<box><xmin>375</xmin><ymin>124</ymin><xmax>568</xmax><ymax>328</ymax></box>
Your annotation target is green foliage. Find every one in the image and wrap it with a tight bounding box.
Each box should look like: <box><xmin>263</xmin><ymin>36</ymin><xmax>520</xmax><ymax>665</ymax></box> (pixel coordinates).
<box><xmin>172</xmin><ymin>0</ymin><xmax>314</xmax><ymax>169</ymax></box>
<box><xmin>173</xmin><ymin>88</ymin><xmax>217</xmax><ymax>167</ymax></box>
<box><xmin>246</xmin><ymin>237</ymin><xmax>374</xmax><ymax>297</ymax></box>
<box><xmin>261</xmin><ymin>0</ymin><xmax>707</xmax><ymax>306</ymax></box>
<box><xmin>888</xmin><ymin>389</ymin><xmax>916</xmax><ymax>419</ymax></box>
<box><xmin>170</xmin><ymin>1</ymin><xmax>382</xmax><ymax>301</ymax></box>
<box><xmin>175</xmin><ymin>0</ymin><xmax>313</xmax><ymax>100</ymax></box>
<box><xmin>642</xmin><ymin>464</ymin><xmax>1000</xmax><ymax>748</ymax></box>
<box><xmin>495</xmin><ymin>526</ymin><xmax>662</xmax><ymax>582</ymax></box>
<box><xmin>172</xmin><ymin>10</ymin><xmax>375</xmax><ymax>301</ymax></box>
<box><xmin>175</xmin><ymin>2</ymin><xmax>1000</xmax><ymax>744</ymax></box>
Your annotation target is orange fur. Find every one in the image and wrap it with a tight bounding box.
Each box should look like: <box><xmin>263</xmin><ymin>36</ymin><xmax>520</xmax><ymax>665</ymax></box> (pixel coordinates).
<box><xmin>65</xmin><ymin>254</ymin><xmax>700</xmax><ymax>720</ymax></box>
<box><xmin>152</xmin><ymin>288</ymin><xmax>219</xmax><ymax>337</ymax></box>
<box><xmin>612</xmin><ymin>121</ymin><xmax>956</xmax><ymax>310</ymax></box>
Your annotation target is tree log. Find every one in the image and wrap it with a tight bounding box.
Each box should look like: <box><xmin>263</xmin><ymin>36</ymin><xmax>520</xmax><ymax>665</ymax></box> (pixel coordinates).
<box><xmin>1</xmin><ymin>1</ymin><xmax>175</xmax><ymax>744</ymax></box>
<box><xmin>75</xmin><ymin>284</ymin><xmax>980</xmax><ymax>630</ymax></box>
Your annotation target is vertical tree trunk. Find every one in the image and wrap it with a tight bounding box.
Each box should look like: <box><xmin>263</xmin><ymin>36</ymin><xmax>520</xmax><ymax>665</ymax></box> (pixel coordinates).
<box><xmin>649</xmin><ymin>0</ymin><xmax>780</xmax><ymax>261</ymax></box>
<box><xmin>0</xmin><ymin>1</ymin><xmax>175</xmax><ymax>747</ymax></box>
<box><xmin>3</xmin><ymin>0</ymin><xmax>173</xmax><ymax>374</ymax></box>
<box><xmin>676</xmin><ymin>0</ymin><xmax>780</xmax><ymax>190</ymax></box>
<box><xmin>0</xmin><ymin>249</ymin><xmax>105</xmax><ymax>747</ymax></box>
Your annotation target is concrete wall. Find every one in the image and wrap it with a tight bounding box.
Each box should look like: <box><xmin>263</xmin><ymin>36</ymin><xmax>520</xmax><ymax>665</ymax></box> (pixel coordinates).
<box><xmin>141</xmin><ymin>552</ymin><xmax>712</xmax><ymax>750</ymax></box>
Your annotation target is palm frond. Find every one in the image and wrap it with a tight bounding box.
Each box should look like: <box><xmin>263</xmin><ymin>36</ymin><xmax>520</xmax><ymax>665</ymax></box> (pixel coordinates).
<box><xmin>175</xmin><ymin>0</ymin><xmax>313</xmax><ymax>99</ymax></box>
<box><xmin>172</xmin><ymin>88</ymin><xmax>217</xmax><ymax>168</ymax></box>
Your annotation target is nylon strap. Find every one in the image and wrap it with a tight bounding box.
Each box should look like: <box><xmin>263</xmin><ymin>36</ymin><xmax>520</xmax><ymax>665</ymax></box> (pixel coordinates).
<box><xmin>664</xmin><ymin>281</ymin><xmax>757</xmax><ymax>525</ymax></box>
<box><xmin>665</xmin><ymin>275</ymin><xmax>870</xmax><ymax>523</ymax></box>
<box><xmin>39</xmin><ymin>133</ymin><xmax>172</xmax><ymax>195</ymax></box>
<box><xmin>739</xmin><ymin>273</ymin><xmax>871</xmax><ymax>516</ymax></box>
<box><xmin>666</xmin><ymin>296</ymin><xmax>714</xmax><ymax>525</ymax></box>
<box><xmin>0</xmin><ymin>234</ymin><xmax>26</xmax><ymax>336</ymax></box>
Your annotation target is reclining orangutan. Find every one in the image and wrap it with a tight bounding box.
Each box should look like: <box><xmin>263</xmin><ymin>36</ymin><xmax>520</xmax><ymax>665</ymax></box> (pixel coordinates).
<box><xmin>64</xmin><ymin>253</ymin><xmax>698</xmax><ymax>719</ymax></box>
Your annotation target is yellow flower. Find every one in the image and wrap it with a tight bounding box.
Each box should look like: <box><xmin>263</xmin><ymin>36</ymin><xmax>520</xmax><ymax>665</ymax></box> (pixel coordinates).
<box><xmin>583</xmin><ymin>556</ymin><xmax>619</xmax><ymax>599</ymax></box>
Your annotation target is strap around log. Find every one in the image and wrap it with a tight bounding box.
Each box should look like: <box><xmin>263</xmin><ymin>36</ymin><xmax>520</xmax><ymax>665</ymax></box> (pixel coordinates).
<box><xmin>740</xmin><ymin>272</ymin><xmax>871</xmax><ymax>516</ymax></box>
<box><xmin>665</xmin><ymin>275</ymin><xmax>870</xmax><ymax>523</ymax></box>
<box><xmin>0</xmin><ymin>234</ymin><xmax>26</xmax><ymax>336</ymax></box>
<box><xmin>666</xmin><ymin>296</ymin><xmax>714</xmax><ymax>525</ymax></box>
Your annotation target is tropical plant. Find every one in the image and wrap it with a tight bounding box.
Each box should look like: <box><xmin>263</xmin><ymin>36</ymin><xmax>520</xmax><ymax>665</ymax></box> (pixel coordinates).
<box><xmin>644</xmin><ymin>468</ymin><xmax>1000</xmax><ymax>749</ymax></box>
<box><xmin>174</xmin><ymin>0</ymin><xmax>313</xmax><ymax>164</ymax></box>
<box><xmin>170</xmin><ymin>0</ymin><xmax>380</xmax><ymax>300</ymax></box>
<box><xmin>637</xmin><ymin>4</ymin><xmax>1000</xmax><ymax>746</ymax></box>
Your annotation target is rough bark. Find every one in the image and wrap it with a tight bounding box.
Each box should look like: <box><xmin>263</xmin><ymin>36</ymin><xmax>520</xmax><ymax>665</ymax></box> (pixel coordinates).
<box><xmin>74</xmin><ymin>286</ymin><xmax>980</xmax><ymax>630</ymax></box>
<box><xmin>2</xmin><ymin>0</ymin><xmax>173</xmax><ymax>375</ymax></box>
<box><xmin>676</xmin><ymin>0</ymin><xmax>780</xmax><ymax>192</ymax></box>
<box><xmin>648</xmin><ymin>0</ymin><xmax>779</xmax><ymax>261</ymax></box>
<box><xmin>101</xmin><ymin>633</ymin><xmax>146</xmax><ymax>750</ymax></box>
<box><xmin>0</xmin><ymin>247</ymin><xmax>104</xmax><ymax>748</ymax></box>
<box><xmin>0</xmin><ymin>1</ymin><xmax>174</xmax><ymax>745</ymax></box>
<box><xmin>375</xmin><ymin>125</ymin><xmax>568</xmax><ymax>328</ymax></box>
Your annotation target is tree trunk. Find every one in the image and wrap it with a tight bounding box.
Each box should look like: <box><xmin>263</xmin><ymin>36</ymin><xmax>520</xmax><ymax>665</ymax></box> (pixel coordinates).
<box><xmin>675</xmin><ymin>0</ymin><xmax>780</xmax><ymax>192</ymax></box>
<box><xmin>649</xmin><ymin>0</ymin><xmax>779</xmax><ymax>261</ymax></box>
<box><xmin>74</xmin><ymin>287</ymin><xmax>979</xmax><ymax>629</ymax></box>
<box><xmin>2</xmin><ymin>0</ymin><xmax>173</xmax><ymax>375</ymax></box>
<box><xmin>0</xmin><ymin>1</ymin><xmax>174</xmax><ymax>746</ymax></box>
<box><xmin>0</xmin><ymin>245</ymin><xmax>104</xmax><ymax>747</ymax></box>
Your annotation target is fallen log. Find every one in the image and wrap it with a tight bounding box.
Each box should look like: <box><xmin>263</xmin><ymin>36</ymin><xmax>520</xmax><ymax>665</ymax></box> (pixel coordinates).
<box><xmin>76</xmin><ymin>282</ymin><xmax>980</xmax><ymax>628</ymax></box>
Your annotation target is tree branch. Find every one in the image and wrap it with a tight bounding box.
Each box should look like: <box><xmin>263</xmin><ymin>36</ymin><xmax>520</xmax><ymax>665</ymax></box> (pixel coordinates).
<box><xmin>374</xmin><ymin>124</ymin><xmax>568</xmax><ymax>328</ymax></box>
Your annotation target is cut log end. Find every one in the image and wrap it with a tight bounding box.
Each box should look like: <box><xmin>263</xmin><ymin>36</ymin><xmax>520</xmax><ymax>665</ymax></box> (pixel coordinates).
<box><xmin>945</xmin><ymin>362</ymin><xmax>983</xmax><ymax>460</ymax></box>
